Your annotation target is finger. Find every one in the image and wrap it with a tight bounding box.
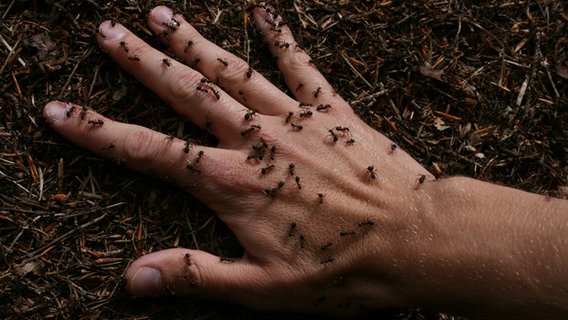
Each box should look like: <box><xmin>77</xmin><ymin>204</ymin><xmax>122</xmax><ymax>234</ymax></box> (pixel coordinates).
<box><xmin>253</xmin><ymin>4</ymin><xmax>352</xmax><ymax>113</ymax></box>
<box><xmin>43</xmin><ymin>101</ymin><xmax>245</xmax><ymax>196</ymax></box>
<box><xmin>96</xmin><ymin>20</ymin><xmax>244</xmax><ymax>142</ymax></box>
<box><xmin>146</xmin><ymin>6</ymin><xmax>297</xmax><ymax>115</ymax></box>
<box><xmin>124</xmin><ymin>248</ymin><xmax>268</xmax><ymax>308</ymax></box>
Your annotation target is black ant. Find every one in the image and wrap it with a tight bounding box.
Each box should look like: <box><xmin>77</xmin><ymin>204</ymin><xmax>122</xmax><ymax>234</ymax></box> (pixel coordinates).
<box><xmin>184</xmin><ymin>252</ymin><xmax>192</xmax><ymax>266</ymax></box>
<box><xmin>316</xmin><ymin>104</ymin><xmax>332</xmax><ymax>112</ymax></box>
<box><xmin>128</xmin><ymin>55</ymin><xmax>140</xmax><ymax>61</ymax></box>
<box><xmin>285</xmin><ymin>111</ymin><xmax>294</xmax><ymax>123</ymax></box>
<box><xmin>357</xmin><ymin>219</ymin><xmax>375</xmax><ymax>227</ymax></box>
<box><xmin>193</xmin><ymin>56</ymin><xmax>201</xmax><ymax>65</ymax></box>
<box><xmin>162</xmin><ymin>58</ymin><xmax>172</xmax><ymax>67</ymax></box>
<box><xmin>183</xmin><ymin>40</ymin><xmax>193</xmax><ymax>53</ymax></box>
<box><xmin>318</xmin><ymin>193</ymin><xmax>325</xmax><ymax>204</ymax></box>
<box><xmin>296</xmin><ymin>82</ymin><xmax>304</xmax><ymax>91</ymax></box>
<box><xmin>295</xmin><ymin>176</ymin><xmax>302</xmax><ymax>189</ymax></box>
<box><xmin>183</xmin><ymin>141</ymin><xmax>191</xmax><ymax>153</ymax></box>
<box><xmin>390</xmin><ymin>143</ymin><xmax>397</xmax><ymax>153</ymax></box>
<box><xmin>64</xmin><ymin>105</ymin><xmax>75</xmax><ymax>118</ymax></box>
<box><xmin>299</xmin><ymin>102</ymin><xmax>312</xmax><ymax>107</ymax></box>
<box><xmin>102</xmin><ymin>142</ymin><xmax>115</xmax><ymax>150</ymax></box>
<box><xmin>299</xmin><ymin>109</ymin><xmax>313</xmax><ymax>119</ymax></box>
<box><xmin>288</xmin><ymin>221</ymin><xmax>297</xmax><ymax>237</ymax></box>
<box><xmin>185</xmin><ymin>161</ymin><xmax>201</xmax><ymax>173</ymax></box>
<box><xmin>261</xmin><ymin>164</ymin><xmax>275</xmax><ymax>174</ymax></box>
<box><xmin>320</xmin><ymin>241</ymin><xmax>333</xmax><ymax>251</ymax></box>
<box><xmin>205</xmin><ymin>118</ymin><xmax>212</xmax><ymax>131</ymax></box>
<box><xmin>299</xmin><ymin>234</ymin><xmax>306</xmax><ymax>248</ymax></box>
<box><xmin>320</xmin><ymin>257</ymin><xmax>335</xmax><ymax>264</ymax></box>
<box><xmin>415</xmin><ymin>174</ymin><xmax>427</xmax><ymax>189</ymax></box>
<box><xmin>211</xmin><ymin>88</ymin><xmax>221</xmax><ymax>100</ymax></box>
<box><xmin>238</xmin><ymin>89</ymin><xmax>247</xmax><ymax>102</ymax></box>
<box><xmin>269</xmin><ymin>145</ymin><xmax>277</xmax><ymax>160</ymax></box>
<box><xmin>288</xmin><ymin>163</ymin><xmax>295</xmax><ymax>176</ymax></box>
<box><xmin>244</xmin><ymin>110</ymin><xmax>258</xmax><ymax>121</ymax></box>
<box><xmin>265</xmin><ymin>181</ymin><xmax>285</xmax><ymax>197</ymax></box>
<box><xmin>119</xmin><ymin>41</ymin><xmax>128</xmax><ymax>53</ymax></box>
<box><xmin>346</xmin><ymin>138</ymin><xmax>355</xmax><ymax>145</ymax></box>
<box><xmin>163</xmin><ymin>17</ymin><xmax>180</xmax><ymax>31</ymax></box>
<box><xmin>335</xmin><ymin>126</ymin><xmax>350</xmax><ymax>133</ymax></box>
<box><xmin>217</xmin><ymin>58</ymin><xmax>228</xmax><ymax>66</ymax></box>
<box><xmin>220</xmin><ymin>256</ymin><xmax>236</xmax><ymax>263</ymax></box>
<box><xmin>195</xmin><ymin>150</ymin><xmax>205</xmax><ymax>163</ymax></box>
<box><xmin>313</xmin><ymin>86</ymin><xmax>321</xmax><ymax>98</ymax></box>
<box><xmin>291</xmin><ymin>123</ymin><xmax>303</xmax><ymax>131</ymax></box>
<box><xmin>367</xmin><ymin>165</ymin><xmax>377</xmax><ymax>179</ymax></box>
<box><xmin>246</xmin><ymin>66</ymin><xmax>253</xmax><ymax>78</ymax></box>
<box><xmin>88</xmin><ymin>118</ymin><xmax>104</xmax><ymax>126</ymax></box>
<box><xmin>328</xmin><ymin>129</ymin><xmax>339</xmax><ymax>142</ymax></box>
<box><xmin>339</xmin><ymin>230</ymin><xmax>357</xmax><ymax>237</ymax></box>
<box><xmin>247</xmin><ymin>153</ymin><xmax>264</xmax><ymax>161</ymax></box>
<box><xmin>241</xmin><ymin>124</ymin><xmax>261</xmax><ymax>136</ymax></box>
<box><xmin>196</xmin><ymin>85</ymin><xmax>209</xmax><ymax>94</ymax></box>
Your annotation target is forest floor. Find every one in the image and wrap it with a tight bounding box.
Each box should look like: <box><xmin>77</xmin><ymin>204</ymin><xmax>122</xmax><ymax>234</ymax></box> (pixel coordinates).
<box><xmin>1</xmin><ymin>0</ymin><xmax>566</xmax><ymax>319</ymax></box>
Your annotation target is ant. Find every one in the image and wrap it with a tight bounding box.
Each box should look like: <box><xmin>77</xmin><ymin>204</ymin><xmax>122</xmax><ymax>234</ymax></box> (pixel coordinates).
<box><xmin>328</xmin><ymin>129</ymin><xmax>339</xmax><ymax>142</ymax></box>
<box><xmin>261</xmin><ymin>164</ymin><xmax>275</xmax><ymax>174</ymax></box>
<box><xmin>316</xmin><ymin>104</ymin><xmax>332</xmax><ymax>112</ymax></box>
<box><xmin>299</xmin><ymin>109</ymin><xmax>313</xmax><ymax>119</ymax></box>
<box><xmin>217</xmin><ymin>58</ymin><xmax>228</xmax><ymax>66</ymax></box>
<box><xmin>193</xmin><ymin>56</ymin><xmax>201</xmax><ymax>65</ymax></box>
<box><xmin>236</xmin><ymin>90</ymin><xmax>246</xmax><ymax>102</ymax></box>
<box><xmin>299</xmin><ymin>234</ymin><xmax>306</xmax><ymax>248</ymax></box>
<box><xmin>163</xmin><ymin>17</ymin><xmax>180</xmax><ymax>31</ymax></box>
<box><xmin>288</xmin><ymin>163</ymin><xmax>295</xmax><ymax>176</ymax></box>
<box><xmin>128</xmin><ymin>55</ymin><xmax>140</xmax><ymax>61</ymax></box>
<box><xmin>291</xmin><ymin>123</ymin><xmax>303</xmax><ymax>131</ymax></box>
<box><xmin>269</xmin><ymin>145</ymin><xmax>277</xmax><ymax>160</ymax></box>
<box><xmin>184</xmin><ymin>252</ymin><xmax>192</xmax><ymax>266</ymax></box>
<box><xmin>205</xmin><ymin>118</ymin><xmax>212</xmax><ymax>131</ymax></box>
<box><xmin>295</xmin><ymin>176</ymin><xmax>302</xmax><ymax>189</ymax></box>
<box><xmin>220</xmin><ymin>256</ymin><xmax>236</xmax><ymax>263</ymax></box>
<box><xmin>246</xmin><ymin>66</ymin><xmax>253</xmax><ymax>78</ymax></box>
<box><xmin>320</xmin><ymin>241</ymin><xmax>333</xmax><ymax>251</ymax></box>
<box><xmin>313</xmin><ymin>86</ymin><xmax>321</xmax><ymax>98</ymax></box>
<box><xmin>358</xmin><ymin>219</ymin><xmax>375</xmax><ymax>227</ymax></box>
<box><xmin>265</xmin><ymin>181</ymin><xmax>285</xmax><ymax>197</ymax></box>
<box><xmin>183</xmin><ymin>40</ymin><xmax>193</xmax><ymax>53</ymax></box>
<box><xmin>335</xmin><ymin>126</ymin><xmax>350</xmax><ymax>133</ymax></box>
<box><xmin>339</xmin><ymin>230</ymin><xmax>357</xmax><ymax>237</ymax></box>
<box><xmin>64</xmin><ymin>105</ymin><xmax>75</xmax><ymax>118</ymax></box>
<box><xmin>241</xmin><ymin>124</ymin><xmax>261</xmax><ymax>136</ymax></box>
<box><xmin>389</xmin><ymin>143</ymin><xmax>398</xmax><ymax>153</ymax></box>
<box><xmin>102</xmin><ymin>142</ymin><xmax>115</xmax><ymax>150</ymax></box>
<box><xmin>88</xmin><ymin>118</ymin><xmax>104</xmax><ymax>126</ymax></box>
<box><xmin>345</xmin><ymin>138</ymin><xmax>355</xmax><ymax>145</ymax></box>
<box><xmin>367</xmin><ymin>165</ymin><xmax>377</xmax><ymax>179</ymax></box>
<box><xmin>185</xmin><ymin>161</ymin><xmax>201</xmax><ymax>173</ymax></box>
<box><xmin>195</xmin><ymin>150</ymin><xmax>205</xmax><ymax>163</ymax></box>
<box><xmin>196</xmin><ymin>85</ymin><xmax>209</xmax><ymax>94</ymax></box>
<box><xmin>288</xmin><ymin>221</ymin><xmax>297</xmax><ymax>237</ymax></box>
<box><xmin>320</xmin><ymin>256</ymin><xmax>335</xmax><ymax>264</ymax></box>
<box><xmin>183</xmin><ymin>141</ymin><xmax>191</xmax><ymax>153</ymax></box>
<box><xmin>119</xmin><ymin>41</ymin><xmax>129</xmax><ymax>53</ymax></box>
<box><xmin>162</xmin><ymin>58</ymin><xmax>172</xmax><ymax>67</ymax></box>
<box><xmin>296</xmin><ymin>82</ymin><xmax>304</xmax><ymax>91</ymax></box>
<box><xmin>415</xmin><ymin>174</ymin><xmax>427</xmax><ymax>189</ymax></box>
<box><xmin>285</xmin><ymin>111</ymin><xmax>294</xmax><ymax>123</ymax></box>
<box><xmin>318</xmin><ymin>193</ymin><xmax>325</xmax><ymax>204</ymax></box>
<box><xmin>244</xmin><ymin>109</ymin><xmax>258</xmax><ymax>121</ymax></box>
<box><xmin>211</xmin><ymin>88</ymin><xmax>221</xmax><ymax>100</ymax></box>
<box><xmin>247</xmin><ymin>153</ymin><xmax>264</xmax><ymax>161</ymax></box>
<box><xmin>299</xmin><ymin>102</ymin><xmax>312</xmax><ymax>107</ymax></box>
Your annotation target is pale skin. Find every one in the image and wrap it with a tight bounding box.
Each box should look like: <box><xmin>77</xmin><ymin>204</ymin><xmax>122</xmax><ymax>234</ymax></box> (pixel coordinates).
<box><xmin>42</xmin><ymin>4</ymin><xmax>568</xmax><ymax>320</ymax></box>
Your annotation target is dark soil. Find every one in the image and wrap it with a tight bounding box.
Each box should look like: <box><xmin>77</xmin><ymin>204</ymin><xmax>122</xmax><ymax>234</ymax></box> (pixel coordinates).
<box><xmin>1</xmin><ymin>1</ymin><xmax>566</xmax><ymax>319</ymax></box>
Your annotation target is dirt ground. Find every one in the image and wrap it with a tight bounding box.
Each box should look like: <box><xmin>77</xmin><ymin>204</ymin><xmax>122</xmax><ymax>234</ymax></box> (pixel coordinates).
<box><xmin>1</xmin><ymin>0</ymin><xmax>566</xmax><ymax>319</ymax></box>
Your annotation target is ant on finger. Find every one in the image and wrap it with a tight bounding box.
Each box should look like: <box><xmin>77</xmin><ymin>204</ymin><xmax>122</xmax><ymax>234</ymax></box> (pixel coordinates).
<box><xmin>367</xmin><ymin>165</ymin><xmax>377</xmax><ymax>179</ymax></box>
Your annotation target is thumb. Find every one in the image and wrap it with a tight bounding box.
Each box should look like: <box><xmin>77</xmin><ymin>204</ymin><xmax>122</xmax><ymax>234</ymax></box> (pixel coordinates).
<box><xmin>123</xmin><ymin>248</ymin><xmax>265</xmax><ymax>304</ymax></box>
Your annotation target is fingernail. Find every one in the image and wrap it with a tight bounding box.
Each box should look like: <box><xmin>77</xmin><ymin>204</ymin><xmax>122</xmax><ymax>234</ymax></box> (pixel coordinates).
<box><xmin>43</xmin><ymin>101</ymin><xmax>69</xmax><ymax>125</ymax></box>
<box><xmin>98</xmin><ymin>20</ymin><xmax>127</xmax><ymax>41</ymax></box>
<box><xmin>147</xmin><ymin>6</ymin><xmax>174</xmax><ymax>31</ymax></box>
<box><xmin>129</xmin><ymin>267</ymin><xmax>161</xmax><ymax>296</ymax></box>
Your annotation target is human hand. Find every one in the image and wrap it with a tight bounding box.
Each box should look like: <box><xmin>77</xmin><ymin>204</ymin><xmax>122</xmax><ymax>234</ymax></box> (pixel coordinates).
<box><xmin>43</xmin><ymin>4</ymin><xmax>434</xmax><ymax>315</ymax></box>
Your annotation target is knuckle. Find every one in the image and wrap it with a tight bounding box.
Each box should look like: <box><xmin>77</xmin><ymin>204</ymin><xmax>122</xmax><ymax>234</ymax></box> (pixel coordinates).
<box><xmin>167</xmin><ymin>70</ymin><xmax>203</xmax><ymax>103</ymax></box>
<box><xmin>219</xmin><ymin>57</ymin><xmax>250</xmax><ymax>81</ymax></box>
<box><xmin>122</xmin><ymin>128</ymin><xmax>161</xmax><ymax>164</ymax></box>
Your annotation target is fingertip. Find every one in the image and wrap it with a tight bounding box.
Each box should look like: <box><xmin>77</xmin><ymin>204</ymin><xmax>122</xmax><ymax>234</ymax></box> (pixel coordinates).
<box><xmin>43</xmin><ymin>101</ymin><xmax>71</xmax><ymax>125</ymax></box>
<box><xmin>97</xmin><ymin>20</ymin><xmax>128</xmax><ymax>43</ymax></box>
<box><xmin>126</xmin><ymin>266</ymin><xmax>162</xmax><ymax>296</ymax></box>
<box><xmin>147</xmin><ymin>5</ymin><xmax>175</xmax><ymax>32</ymax></box>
